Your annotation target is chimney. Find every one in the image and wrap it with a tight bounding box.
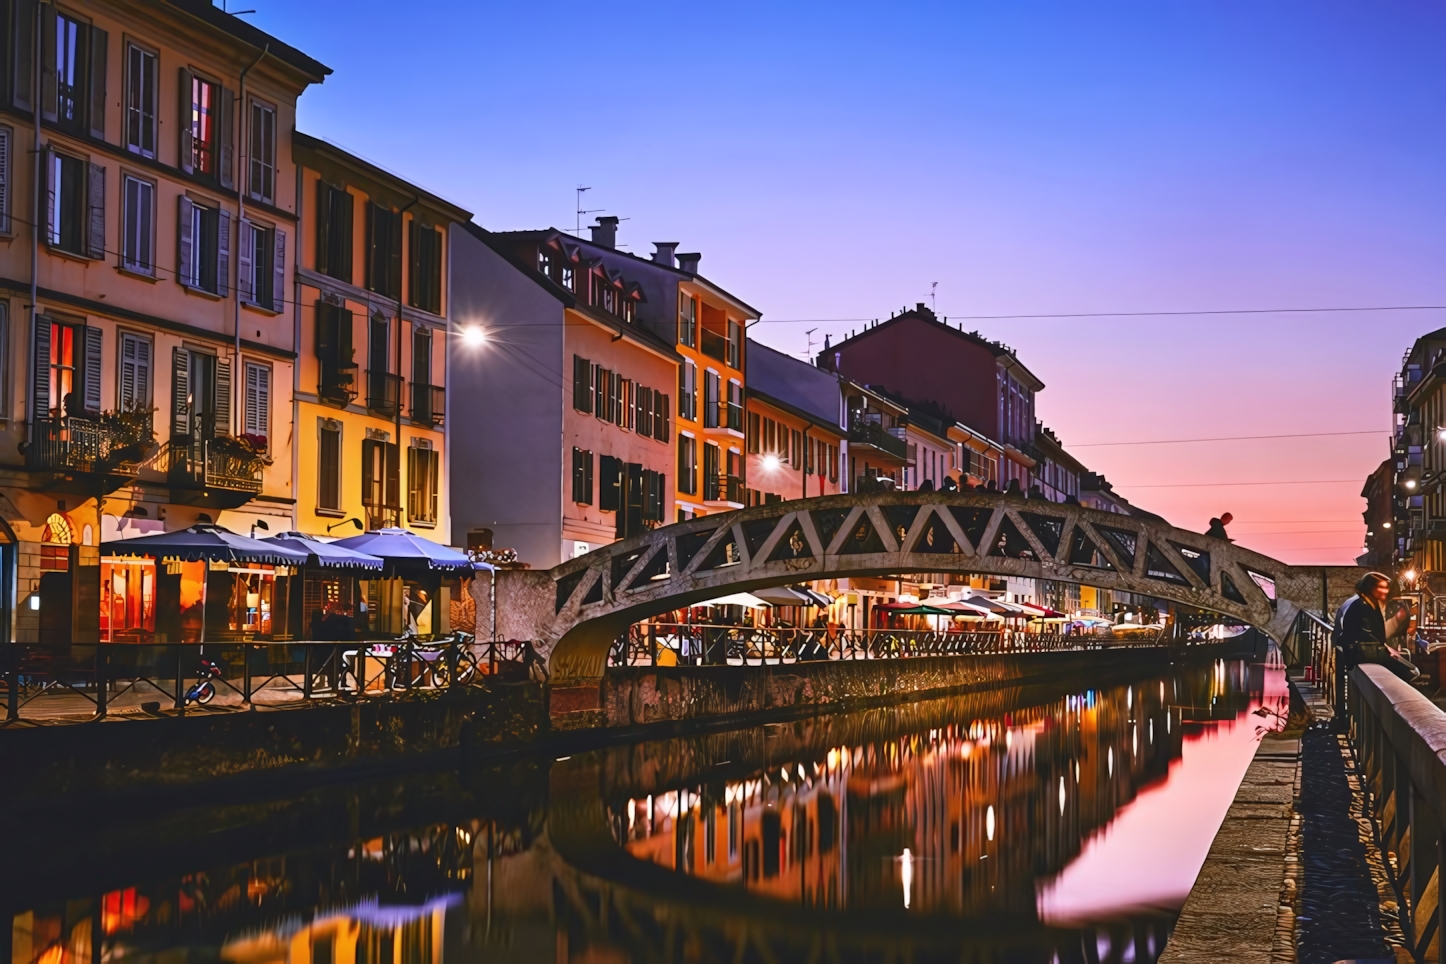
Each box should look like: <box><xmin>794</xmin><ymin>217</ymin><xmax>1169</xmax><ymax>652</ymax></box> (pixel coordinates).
<box><xmin>651</xmin><ymin>242</ymin><xmax>679</xmax><ymax>267</ymax></box>
<box><xmin>590</xmin><ymin>216</ymin><xmax>619</xmax><ymax>249</ymax></box>
<box><xmin>677</xmin><ymin>252</ymin><xmax>701</xmax><ymax>274</ymax></box>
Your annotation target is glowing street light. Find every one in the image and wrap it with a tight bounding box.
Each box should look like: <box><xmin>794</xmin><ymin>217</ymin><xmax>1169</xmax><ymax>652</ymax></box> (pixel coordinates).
<box><xmin>761</xmin><ymin>454</ymin><xmax>781</xmax><ymax>472</ymax></box>
<box><xmin>461</xmin><ymin>326</ymin><xmax>487</xmax><ymax>348</ymax></box>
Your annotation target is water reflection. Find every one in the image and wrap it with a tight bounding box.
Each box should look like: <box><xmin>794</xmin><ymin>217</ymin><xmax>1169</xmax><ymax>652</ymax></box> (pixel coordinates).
<box><xmin>6</xmin><ymin>659</ymin><xmax>1279</xmax><ymax>964</ymax></box>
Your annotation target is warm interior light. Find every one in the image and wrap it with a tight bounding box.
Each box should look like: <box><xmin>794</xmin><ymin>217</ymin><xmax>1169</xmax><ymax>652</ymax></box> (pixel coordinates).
<box><xmin>462</xmin><ymin>326</ymin><xmax>487</xmax><ymax>347</ymax></box>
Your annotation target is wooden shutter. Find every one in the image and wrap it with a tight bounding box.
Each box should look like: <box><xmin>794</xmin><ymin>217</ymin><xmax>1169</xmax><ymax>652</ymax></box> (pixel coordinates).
<box><xmin>314</xmin><ymin>180</ymin><xmax>330</xmax><ymax>275</ymax></box>
<box><xmin>38</xmin><ymin>3</ymin><xmax>54</xmax><ymax>123</ymax></box>
<box><xmin>599</xmin><ymin>455</ymin><xmax>619</xmax><ymax>512</ymax></box>
<box><xmin>32</xmin><ymin>316</ymin><xmax>50</xmax><ymax>421</ymax></box>
<box><xmin>244</xmin><ymin>362</ymin><xmax>269</xmax><ymax>437</ymax></box>
<box><xmin>271</xmin><ymin>228</ymin><xmax>286</xmax><ymax>312</ymax></box>
<box><xmin>13</xmin><ymin>0</ymin><xmax>35</xmax><ymax>112</ymax></box>
<box><xmin>655</xmin><ymin>392</ymin><xmax>669</xmax><ymax>443</ymax></box>
<box><xmin>314</xmin><ymin>301</ymin><xmax>333</xmax><ymax>356</ymax></box>
<box><xmin>170</xmin><ymin>346</ymin><xmax>188</xmax><ymax>433</ymax></box>
<box><xmin>176</xmin><ymin>195</ymin><xmax>193</xmax><ymax>286</ymax></box>
<box><xmin>338</xmin><ymin>189</ymin><xmax>353</xmax><ymax>282</ymax></box>
<box><xmin>81</xmin><ymin>325</ymin><xmax>101</xmax><ymax>414</ymax></box>
<box><xmin>87</xmin><ymin>25</ymin><xmax>106</xmax><ymax>140</ymax></box>
<box><xmin>216</xmin><ymin>85</ymin><xmax>234</xmax><ymax>190</ymax></box>
<box><xmin>236</xmin><ymin>218</ymin><xmax>252</xmax><ymax>303</ymax></box>
<box><xmin>119</xmin><ymin>333</ymin><xmax>149</xmax><ymax>411</ymax></box>
<box><xmin>213</xmin><ymin>355</ymin><xmax>231</xmax><ymax>435</ymax></box>
<box><xmin>572</xmin><ymin>355</ymin><xmax>591</xmax><ymax>413</ymax></box>
<box><xmin>593</xmin><ymin>365</ymin><xmax>606</xmax><ymax>417</ymax></box>
<box><xmin>427</xmin><ymin>449</ymin><xmax>439</xmax><ymax>523</ymax></box>
<box><xmin>384</xmin><ymin>441</ymin><xmax>400</xmax><ymax>509</ymax></box>
<box><xmin>86</xmin><ymin>162</ymin><xmax>104</xmax><ymax>259</ymax></box>
<box><xmin>406</xmin><ymin>445</ymin><xmax>421</xmax><ymax>519</ymax></box>
<box><xmin>177</xmin><ymin>68</ymin><xmax>193</xmax><ymax>175</ymax></box>
<box><xmin>215</xmin><ymin>208</ymin><xmax>230</xmax><ymax>297</ymax></box>
<box><xmin>0</xmin><ymin>126</ymin><xmax>11</xmax><ymax>234</ymax></box>
<box><xmin>41</xmin><ymin>147</ymin><xmax>55</xmax><ymax>245</ymax></box>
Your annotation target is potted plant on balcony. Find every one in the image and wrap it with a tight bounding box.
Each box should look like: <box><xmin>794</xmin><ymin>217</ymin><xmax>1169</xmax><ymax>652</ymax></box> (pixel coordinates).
<box><xmin>102</xmin><ymin>404</ymin><xmax>158</xmax><ymax>471</ymax></box>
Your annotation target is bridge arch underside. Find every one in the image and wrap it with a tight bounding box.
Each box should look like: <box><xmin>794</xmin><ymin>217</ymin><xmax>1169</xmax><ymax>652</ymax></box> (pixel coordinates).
<box><xmin>545</xmin><ymin>493</ymin><xmax>1351</xmax><ymax>681</ymax></box>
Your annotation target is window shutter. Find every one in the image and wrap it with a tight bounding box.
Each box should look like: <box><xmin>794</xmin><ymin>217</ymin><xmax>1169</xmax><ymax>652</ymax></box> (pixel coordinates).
<box><xmin>81</xmin><ymin>325</ymin><xmax>101</xmax><ymax>414</ymax></box>
<box><xmin>216</xmin><ymin>86</ymin><xmax>234</xmax><ymax>190</ymax></box>
<box><xmin>119</xmin><ymin>333</ymin><xmax>135</xmax><ymax>409</ymax></box>
<box><xmin>338</xmin><ymin>189</ymin><xmax>354</xmax><ymax>282</ymax></box>
<box><xmin>244</xmin><ymin>363</ymin><xmax>269</xmax><ymax>436</ymax></box>
<box><xmin>593</xmin><ymin>365</ymin><xmax>606</xmax><ymax>418</ymax></box>
<box><xmin>119</xmin><ymin>333</ymin><xmax>149</xmax><ymax>410</ymax></box>
<box><xmin>176</xmin><ymin>195</ymin><xmax>193</xmax><ymax>286</ymax></box>
<box><xmin>314</xmin><ymin>180</ymin><xmax>330</xmax><ymax>274</ymax></box>
<box><xmin>215</xmin><ymin>208</ymin><xmax>230</xmax><ymax>297</ymax></box>
<box><xmin>38</xmin><ymin>3</ymin><xmax>55</xmax><ymax>123</ymax></box>
<box><xmin>655</xmin><ymin>393</ymin><xmax>669</xmax><ymax>443</ymax></box>
<box><xmin>406</xmin><ymin>445</ymin><xmax>420</xmax><ymax>519</ymax></box>
<box><xmin>0</xmin><ymin>126</ymin><xmax>11</xmax><ymax>234</ymax></box>
<box><xmin>271</xmin><ymin>228</ymin><xmax>286</xmax><ymax>312</ymax></box>
<box><xmin>236</xmin><ymin>219</ymin><xmax>253</xmax><ymax>303</ymax></box>
<box><xmin>213</xmin><ymin>355</ymin><xmax>231</xmax><ymax>435</ymax></box>
<box><xmin>32</xmin><ymin>316</ymin><xmax>50</xmax><ymax>421</ymax></box>
<box><xmin>12</xmin><ymin>0</ymin><xmax>35</xmax><ymax>112</ymax></box>
<box><xmin>387</xmin><ymin>211</ymin><xmax>402</xmax><ymax>298</ymax></box>
<box><xmin>87</xmin><ymin>25</ymin><xmax>106</xmax><ymax>140</ymax></box>
<box><xmin>177</xmin><ymin>68</ymin><xmax>193</xmax><ymax>175</ymax></box>
<box><xmin>315</xmin><ymin>300</ymin><xmax>334</xmax><ymax>356</ymax></box>
<box><xmin>384</xmin><ymin>441</ymin><xmax>400</xmax><ymax>509</ymax></box>
<box><xmin>427</xmin><ymin>449</ymin><xmax>439</xmax><ymax>522</ymax></box>
<box><xmin>599</xmin><ymin>455</ymin><xmax>619</xmax><ymax>512</ymax></box>
<box><xmin>170</xmin><ymin>346</ymin><xmax>188</xmax><ymax>432</ymax></box>
<box><xmin>572</xmin><ymin>355</ymin><xmax>591</xmax><ymax>413</ymax></box>
<box><xmin>86</xmin><ymin>162</ymin><xmax>104</xmax><ymax>259</ymax></box>
<box><xmin>40</xmin><ymin>147</ymin><xmax>55</xmax><ymax>245</ymax></box>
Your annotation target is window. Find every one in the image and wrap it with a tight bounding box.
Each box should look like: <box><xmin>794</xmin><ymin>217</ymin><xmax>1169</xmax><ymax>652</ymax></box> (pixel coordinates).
<box><xmin>621</xmin><ymin>298</ymin><xmax>634</xmax><ymax>323</ymax></box>
<box><xmin>121</xmin><ymin>174</ymin><xmax>154</xmax><ymax>274</ymax></box>
<box><xmin>572</xmin><ymin>354</ymin><xmax>593</xmax><ymax>413</ymax></box>
<box><xmin>243</xmin><ymin>361</ymin><xmax>270</xmax><ymax>446</ymax></box>
<box><xmin>44</xmin><ymin>320</ymin><xmax>77</xmax><ymax>418</ymax></box>
<box><xmin>635</xmin><ymin>386</ymin><xmax>653</xmax><ymax>437</ymax></box>
<box><xmin>726</xmin><ymin>320</ymin><xmax>741</xmax><ymax>369</ymax></box>
<box><xmin>679</xmin><ymin>360</ymin><xmax>696</xmax><ymax>421</ymax></box>
<box><xmin>599</xmin><ymin>455</ymin><xmax>622</xmax><ymax>512</ymax></box>
<box><xmin>365</xmin><ymin>203</ymin><xmax>401</xmax><ymax>298</ymax></box>
<box><xmin>360</xmin><ymin>435</ymin><xmax>400</xmax><ymax>528</ymax></box>
<box><xmin>560</xmin><ymin>265</ymin><xmax>574</xmax><ymax>292</ymax></box>
<box><xmin>177</xmin><ymin>196</ymin><xmax>228</xmax><ymax>294</ymax></box>
<box><xmin>316</xmin><ymin>182</ymin><xmax>353</xmax><ymax>282</ymax></box>
<box><xmin>40</xmin><ymin>10</ymin><xmax>108</xmax><ymax>137</ymax></box>
<box><xmin>747</xmin><ymin>412</ymin><xmax>760</xmax><ymax>453</ymax></box>
<box><xmin>407</xmin><ymin>440</ymin><xmax>440</xmax><ymax>525</ymax></box>
<box><xmin>703</xmin><ymin>442</ymin><xmax>721</xmax><ymax>501</ymax></box>
<box><xmin>168</xmin><ymin>348</ymin><xmax>227</xmax><ymax>439</ymax></box>
<box><xmin>238</xmin><ymin>220</ymin><xmax>279</xmax><ymax>310</ymax></box>
<box><xmin>678</xmin><ymin>293</ymin><xmax>696</xmax><ymax>348</ymax></box>
<box><xmin>53</xmin><ymin>14</ymin><xmax>86</xmax><ymax>131</ymax></box>
<box><xmin>367</xmin><ymin>315</ymin><xmax>397</xmax><ymax>415</ymax></box>
<box><xmin>408</xmin><ymin>221</ymin><xmax>442</xmax><ymax>313</ymax></box>
<box><xmin>182</xmin><ymin>71</ymin><xmax>233</xmax><ymax>185</ymax></box>
<box><xmin>653</xmin><ymin>392</ymin><xmax>669</xmax><ymax>442</ymax></box>
<box><xmin>571</xmin><ymin>447</ymin><xmax>593</xmax><ymax>505</ymax></box>
<box><xmin>678</xmin><ymin>435</ymin><xmax>697</xmax><ymax>495</ymax></box>
<box><xmin>410</xmin><ymin>326</ymin><xmax>436</xmax><ymax>423</ymax></box>
<box><xmin>318</xmin><ymin>420</ymin><xmax>341</xmax><ymax>511</ymax></box>
<box><xmin>537</xmin><ymin>248</ymin><xmax>551</xmax><ymax>276</ymax></box>
<box><xmin>47</xmin><ymin>150</ymin><xmax>103</xmax><ymax>259</ymax></box>
<box><xmin>726</xmin><ymin>379</ymin><xmax>742</xmax><ymax>431</ymax></box>
<box><xmin>315</xmin><ymin>302</ymin><xmax>356</xmax><ymax>403</ymax></box>
<box><xmin>117</xmin><ymin>332</ymin><xmax>151</xmax><ymax>412</ymax></box>
<box><xmin>0</xmin><ymin>126</ymin><xmax>12</xmax><ymax>234</ymax></box>
<box><xmin>703</xmin><ymin>370</ymin><xmax>720</xmax><ymax>428</ymax></box>
<box><xmin>247</xmin><ymin>100</ymin><xmax>275</xmax><ymax>204</ymax></box>
<box><xmin>125</xmin><ymin>44</ymin><xmax>157</xmax><ymax>158</ymax></box>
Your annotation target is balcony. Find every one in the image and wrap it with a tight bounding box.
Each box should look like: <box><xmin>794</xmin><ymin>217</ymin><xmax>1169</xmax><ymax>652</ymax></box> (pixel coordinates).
<box><xmin>410</xmin><ymin>382</ymin><xmax>445</xmax><ymax>426</ymax></box>
<box><xmin>847</xmin><ymin>418</ymin><xmax>908</xmax><ymax>461</ymax></box>
<box><xmin>318</xmin><ymin>357</ymin><xmax>358</xmax><ymax>405</ymax></box>
<box><xmin>366</xmin><ymin>370</ymin><xmax>402</xmax><ymax>417</ymax></box>
<box><xmin>166</xmin><ymin>435</ymin><xmax>265</xmax><ymax>507</ymax></box>
<box><xmin>701</xmin><ymin>328</ymin><xmax>727</xmax><ymax>362</ymax></box>
<box><xmin>704</xmin><ymin>401</ymin><xmax>745</xmax><ymax>436</ymax></box>
<box><xmin>704</xmin><ymin>473</ymin><xmax>746</xmax><ymax>507</ymax></box>
<box><xmin>25</xmin><ymin>415</ymin><xmax>153</xmax><ymax>489</ymax></box>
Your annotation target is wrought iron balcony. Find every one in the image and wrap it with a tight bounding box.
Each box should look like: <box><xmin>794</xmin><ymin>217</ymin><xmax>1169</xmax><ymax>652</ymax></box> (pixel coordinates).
<box><xmin>166</xmin><ymin>436</ymin><xmax>264</xmax><ymax>495</ymax></box>
<box><xmin>847</xmin><ymin>418</ymin><xmax>908</xmax><ymax>461</ymax></box>
<box><xmin>366</xmin><ymin>370</ymin><xmax>402</xmax><ymax>416</ymax></box>
<box><xmin>410</xmin><ymin>382</ymin><xmax>445</xmax><ymax>426</ymax></box>
<box><xmin>26</xmin><ymin>415</ymin><xmax>151</xmax><ymax>477</ymax></box>
<box><xmin>318</xmin><ymin>356</ymin><xmax>358</xmax><ymax>405</ymax></box>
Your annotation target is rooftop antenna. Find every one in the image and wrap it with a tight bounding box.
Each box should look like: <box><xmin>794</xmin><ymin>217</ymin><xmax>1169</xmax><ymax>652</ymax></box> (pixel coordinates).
<box><xmin>575</xmin><ymin>185</ymin><xmax>602</xmax><ymax>235</ymax></box>
<box><xmin>804</xmin><ymin>327</ymin><xmax>818</xmax><ymax>359</ymax></box>
<box><xmin>930</xmin><ymin>282</ymin><xmax>938</xmax><ymax>313</ymax></box>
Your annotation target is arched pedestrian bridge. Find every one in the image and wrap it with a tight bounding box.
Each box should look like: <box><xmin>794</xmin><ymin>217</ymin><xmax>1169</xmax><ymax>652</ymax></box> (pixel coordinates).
<box><xmin>483</xmin><ymin>492</ymin><xmax>1363</xmax><ymax>682</ymax></box>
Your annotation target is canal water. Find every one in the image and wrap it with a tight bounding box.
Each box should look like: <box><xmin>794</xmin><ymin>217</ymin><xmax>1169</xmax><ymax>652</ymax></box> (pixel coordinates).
<box><xmin>8</xmin><ymin>657</ymin><xmax>1284</xmax><ymax>964</ymax></box>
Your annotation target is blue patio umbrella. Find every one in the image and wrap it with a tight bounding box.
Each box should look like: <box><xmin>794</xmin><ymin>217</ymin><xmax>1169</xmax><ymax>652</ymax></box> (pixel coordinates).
<box><xmin>330</xmin><ymin>527</ymin><xmax>473</xmax><ymax>574</ymax></box>
<box><xmin>105</xmin><ymin>523</ymin><xmax>309</xmax><ymax>565</ymax></box>
<box><xmin>262</xmin><ymin>531</ymin><xmax>385</xmax><ymax>571</ymax></box>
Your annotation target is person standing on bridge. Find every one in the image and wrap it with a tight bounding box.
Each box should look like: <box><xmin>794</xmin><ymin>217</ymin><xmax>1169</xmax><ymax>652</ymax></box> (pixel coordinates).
<box><xmin>1333</xmin><ymin>571</ymin><xmax>1418</xmax><ymax>721</ymax></box>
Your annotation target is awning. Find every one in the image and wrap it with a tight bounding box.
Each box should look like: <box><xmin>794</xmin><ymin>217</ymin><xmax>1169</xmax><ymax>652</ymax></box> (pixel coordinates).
<box><xmin>330</xmin><ymin>527</ymin><xmax>473</xmax><ymax>573</ymax></box>
<box><xmin>261</xmin><ymin>531</ymin><xmax>384</xmax><ymax>571</ymax></box>
<box><xmin>697</xmin><ymin>592</ymin><xmax>771</xmax><ymax>609</ymax></box>
<box><xmin>800</xmin><ymin>587</ymin><xmax>835</xmax><ymax>608</ymax></box>
<box><xmin>877</xmin><ymin>601</ymin><xmax>958</xmax><ymax>616</ymax></box>
<box><xmin>959</xmin><ymin>595</ymin><xmax>1018</xmax><ymax>615</ymax></box>
<box><xmin>937</xmin><ymin>600</ymin><xmax>1006</xmax><ymax>619</ymax></box>
<box><xmin>752</xmin><ymin>586</ymin><xmax>814</xmax><ymax>606</ymax></box>
<box><xmin>104</xmin><ymin>524</ymin><xmax>309</xmax><ymax>566</ymax></box>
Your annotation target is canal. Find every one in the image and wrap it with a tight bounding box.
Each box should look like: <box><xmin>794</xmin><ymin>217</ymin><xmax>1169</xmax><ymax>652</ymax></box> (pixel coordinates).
<box><xmin>7</xmin><ymin>657</ymin><xmax>1284</xmax><ymax>964</ymax></box>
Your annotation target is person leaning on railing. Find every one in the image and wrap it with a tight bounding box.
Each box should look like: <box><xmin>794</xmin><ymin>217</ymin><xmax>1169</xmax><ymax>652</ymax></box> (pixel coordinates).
<box><xmin>1333</xmin><ymin>571</ymin><xmax>1419</xmax><ymax>723</ymax></box>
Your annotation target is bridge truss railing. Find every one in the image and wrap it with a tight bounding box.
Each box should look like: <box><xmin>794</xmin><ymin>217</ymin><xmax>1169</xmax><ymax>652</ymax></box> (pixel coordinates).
<box><xmin>607</xmin><ymin>623</ymin><xmax>1166</xmax><ymax>667</ymax></box>
<box><xmin>1281</xmin><ymin>609</ymin><xmax>1337</xmax><ymax>710</ymax></box>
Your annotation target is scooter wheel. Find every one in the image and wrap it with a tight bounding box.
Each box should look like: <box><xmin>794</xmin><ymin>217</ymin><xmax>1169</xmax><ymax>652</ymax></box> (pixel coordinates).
<box><xmin>196</xmin><ymin>682</ymin><xmax>216</xmax><ymax>705</ymax></box>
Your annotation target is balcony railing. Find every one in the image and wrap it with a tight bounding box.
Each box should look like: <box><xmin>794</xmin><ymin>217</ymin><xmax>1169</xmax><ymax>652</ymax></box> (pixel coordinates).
<box><xmin>704</xmin><ymin>474</ymin><xmax>745</xmax><ymax>505</ymax></box>
<box><xmin>847</xmin><ymin>418</ymin><xmax>908</xmax><ymax>460</ymax></box>
<box><xmin>366</xmin><ymin>370</ymin><xmax>402</xmax><ymax>416</ymax></box>
<box><xmin>701</xmin><ymin>328</ymin><xmax>727</xmax><ymax>362</ymax></box>
<box><xmin>318</xmin><ymin>357</ymin><xmax>358</xmax><ymax>405</ymax></box>
<box><xmin>27</xmin><ymin>415</ymin><xmax>150</xmax><ymax>476</ymax></box>
<box><xmin>726</xmin><ymin>401</ymin><xmax>743</xmax><ymax>432</ymax></box>
<box><xmin>409</xmin><ymin>382</ymin><xmax>445</xmax><ymax>426</ymax></box>
<box><xmin>167</xmin><ymin>437</ymin><xmax>264</xmax><ymax>494</ymax></box>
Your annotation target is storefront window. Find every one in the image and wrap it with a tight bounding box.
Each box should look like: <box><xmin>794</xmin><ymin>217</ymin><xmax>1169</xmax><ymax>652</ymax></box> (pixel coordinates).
<box><xmin>100</xmin><ymin>557</ymin><xmax>155</xmax><ymax>642</ymax></box>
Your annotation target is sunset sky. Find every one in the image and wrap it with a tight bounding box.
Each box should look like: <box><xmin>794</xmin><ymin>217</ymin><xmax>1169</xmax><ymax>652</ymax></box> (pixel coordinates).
<box><xmin>250</xmin><ymin>1</ymin><xmax>1446</xmax><ymax>565</ymax></box>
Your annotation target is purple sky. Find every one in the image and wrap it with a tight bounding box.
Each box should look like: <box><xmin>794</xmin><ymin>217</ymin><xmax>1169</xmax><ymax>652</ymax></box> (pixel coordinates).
<box><xmin>248</xmin><ymin>0</ymin><xmax>1446</xmax><ymax>564</ymax></box>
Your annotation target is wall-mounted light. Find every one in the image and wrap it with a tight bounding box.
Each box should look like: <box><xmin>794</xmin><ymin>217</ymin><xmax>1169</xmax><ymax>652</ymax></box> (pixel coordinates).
<box><xmin>462</xmin><ymin>326</ymin><xmax>487</xmax><ymax>348</ymax></box>
<box><xmin>1406</xmin><ymin>479</ymin><xmax>1418</xmax><ymax>490</ymax></box>
<box><xmin>1384</xmin><ymin>521</ymin><xmax>1393</xmax><ymax>529</ymax></box>
<box><xmin>761</xmin><ymin>454</ymin><xmax>781</xmax><ymax>472</ymax></box>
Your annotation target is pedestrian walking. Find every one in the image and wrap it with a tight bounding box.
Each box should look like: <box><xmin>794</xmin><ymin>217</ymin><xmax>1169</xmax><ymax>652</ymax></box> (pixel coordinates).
<box><xmin>1333</xmin><ymin>571</ymin><xmax>1418</xmax><ymax>721</ymax></box>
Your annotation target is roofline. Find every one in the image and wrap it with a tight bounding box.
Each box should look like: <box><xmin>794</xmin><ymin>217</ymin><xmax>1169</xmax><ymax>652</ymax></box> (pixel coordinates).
<box><xmin>294</xmin><ymin>132</ymin><xmax>471</xmax><ymax>221</ymax></box>
<box><xmin>823</xmin><ymin>309</ymin><xmax>1045</xmax><ymax>392</ymax></box>
<box><xmin>745</xmin><ymin>386</ymin><xmax>844</xmax><ymax>434</ymax></box>
<box><xmin>840</xmin><ymin>379</ymin><xmax>908</xmax><ymax>417</ymax></box>
<box><xmin>162</xmin><ymin>0</ymin><xmax>331</xmax><ymax>81</ymax></box>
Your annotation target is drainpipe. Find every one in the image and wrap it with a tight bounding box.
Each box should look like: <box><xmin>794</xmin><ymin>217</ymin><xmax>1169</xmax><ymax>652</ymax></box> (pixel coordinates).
<box><xmin>27</xmin><ymin>7</ymin><xmax>40</xmax><ymax>441</ymax></box>
<box><xmin>233</xmin><ymin>44</ymin><xmax>270</xmax><ymax>436</ymax></box>
<box><xmin>291</xmin><ymin>152</ymin><xmax>302</xmax><ymax>530</ymax></box>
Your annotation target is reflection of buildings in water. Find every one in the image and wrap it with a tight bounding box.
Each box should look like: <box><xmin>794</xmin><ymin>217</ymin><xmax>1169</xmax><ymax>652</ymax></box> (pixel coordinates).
<box><xmin>607</xmin><ymin>666</ymin><xmax>1242</xmax><ymax>922</ymax></box>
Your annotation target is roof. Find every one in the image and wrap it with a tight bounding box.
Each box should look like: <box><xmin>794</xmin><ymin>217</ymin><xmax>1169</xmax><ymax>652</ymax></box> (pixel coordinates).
<box><xmin>820</xmin><ymin>306</ymin><xmax>1045</xmax><ymax>392</ymax></box>
<box><xmin>745</xmin><ymin>339</ymin><xmax>843</xmax><ymax>427</ymax></box>
<box><xmin>489</xmin><ymin>228</ymin><xmax>763</xmax><ymax>318</ymax></box>
<box><xmin>746</xmin><ymin>387</ymin><xmax>845</xmax><ymax>437</ymax></box>
<box><xmin>293</xmin><ymin>132</ymin><xmax>471</xmax><ymax>223</ymax></box>
<box><xmin>162</xmin><ymin>0</ymin><xmax>332</xmax><ymax>82</ymax></box>
<box><xmin>460</xmin><ymin>222</ymin><xmax>682</xmax><ymax>361</ymax></box>
<box><xmin>1032</xmin><ymin>425</ymin><xmax>1089</xmax><ymax>475</ymax></box>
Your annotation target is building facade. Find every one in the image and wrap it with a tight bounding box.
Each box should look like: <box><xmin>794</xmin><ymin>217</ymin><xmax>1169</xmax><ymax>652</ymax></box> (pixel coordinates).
<box><xmin>744</xmin><ymin>341</ymin><xmax>845</xmax><ymax>504</ymax></box>
<box><xmin>291</xmin><ymin>133</ymin><xmax>468</xmax><ymax>545</ymax></box>
<box><xmin>1030</xmin><ymin>424</ymin><xmax>1085</xmax><ymax>503</ymax></box>
<box><xmin>0</xmin><ymin>1</ymin><xmax>330</xmax><ymax>642</ymax></box>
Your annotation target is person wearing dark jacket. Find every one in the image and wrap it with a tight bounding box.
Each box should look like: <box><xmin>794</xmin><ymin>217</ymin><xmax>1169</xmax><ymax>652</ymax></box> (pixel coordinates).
<box><xmin>1333</xmin><ymin>571</ymin><xmax>1417</xmax><ymax>717</ymax></box>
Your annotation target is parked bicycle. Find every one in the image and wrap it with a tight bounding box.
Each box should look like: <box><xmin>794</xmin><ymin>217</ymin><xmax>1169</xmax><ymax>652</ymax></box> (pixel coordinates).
<box><xmin>184</xmin><ymin>658</ymin><xmax>223</xmax><ymax>705</ymax></box>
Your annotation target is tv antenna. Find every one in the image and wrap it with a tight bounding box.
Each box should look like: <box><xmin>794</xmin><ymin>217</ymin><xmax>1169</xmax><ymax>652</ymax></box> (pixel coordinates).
<box><xmin>930</xmin><ymin>281</ymin><xmax>938</xmax><ymax>314</ymax></box>
<box><xmin>576</xmin><ymin>186</ymin><xmax>603</xmax><ymax>235</ymax></box>
<box><xmin>804</xmin><ymin>327</ymin><xmax>818</xmax><ymax>358</ymax></box>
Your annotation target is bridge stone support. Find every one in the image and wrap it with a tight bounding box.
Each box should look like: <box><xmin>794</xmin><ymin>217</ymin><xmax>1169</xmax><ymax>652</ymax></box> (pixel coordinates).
<box><xmin>473</xmin><ymin>493</ymin><xmax>1365</xmax><ymax>688</ymax></box>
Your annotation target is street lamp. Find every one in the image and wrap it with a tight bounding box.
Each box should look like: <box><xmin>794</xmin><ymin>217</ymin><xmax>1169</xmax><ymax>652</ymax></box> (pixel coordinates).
<box><xmin>461</xmin><ymin>325</ymin><xmax>487</xmax><ymax>348</ymax></box>
<box><xmin>761</xmin><ymin>454</ymin><xmax>781</xmax><ymax>472</ymax></box>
